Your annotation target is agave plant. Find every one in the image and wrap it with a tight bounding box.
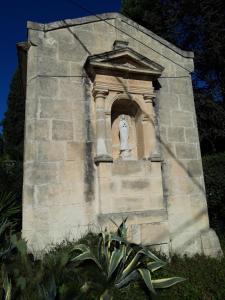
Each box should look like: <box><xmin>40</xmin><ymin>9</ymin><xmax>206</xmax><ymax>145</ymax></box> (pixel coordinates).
<box><xmin>70</xmin><ymin>219</ymin><xmax>185</xmax><ymax>298</ymax></box>
<box><xmin>0</xmin><ymin>191</ymin><xmax>21</xmax><ymax>228</ymax></box>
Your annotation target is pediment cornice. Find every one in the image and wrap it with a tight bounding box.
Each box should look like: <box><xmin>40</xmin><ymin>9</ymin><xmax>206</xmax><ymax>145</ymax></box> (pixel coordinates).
<box><xmin>85</xmin><ymin>47</ymin><xmax>164</xmax><ymax>80</ymax></box>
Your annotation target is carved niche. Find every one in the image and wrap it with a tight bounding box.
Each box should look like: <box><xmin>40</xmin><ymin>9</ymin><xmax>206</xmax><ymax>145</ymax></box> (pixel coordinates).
<box><xmin>84</xmin><ymin>41</ymin><xmax>164</xmax><ymax>163</ymax></box>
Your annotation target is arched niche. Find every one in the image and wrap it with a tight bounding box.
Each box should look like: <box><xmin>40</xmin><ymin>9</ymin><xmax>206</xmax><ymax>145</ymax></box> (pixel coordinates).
<box><xmin>111</xmin><ymin>97</ymin><xmax>145</xmax><ymax>160</ymax></box>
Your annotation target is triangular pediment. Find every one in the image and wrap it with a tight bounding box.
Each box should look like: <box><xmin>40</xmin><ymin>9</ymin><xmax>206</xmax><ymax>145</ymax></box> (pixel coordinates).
<box><xmin>85</xmin><ymin>47</ymin><xmax>164</xmax><ymax>79</ymax></box>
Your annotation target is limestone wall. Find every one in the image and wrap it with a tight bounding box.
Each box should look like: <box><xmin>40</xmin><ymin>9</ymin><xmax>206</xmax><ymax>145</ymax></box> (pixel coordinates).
<box><xmin>22</xmin><ymin>13</ymin><xmax>221</xmax><ymax>256</ymax></box>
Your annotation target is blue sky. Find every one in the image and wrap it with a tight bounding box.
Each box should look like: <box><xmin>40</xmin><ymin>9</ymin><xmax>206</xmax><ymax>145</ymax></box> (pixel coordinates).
<box><xmin>0</xmin><ymin>0</ymin><xmax>121</xmax><ymax>125</ymax></box>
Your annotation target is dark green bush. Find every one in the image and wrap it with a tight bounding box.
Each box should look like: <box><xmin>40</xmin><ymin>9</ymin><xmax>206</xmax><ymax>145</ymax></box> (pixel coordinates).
<box><xmin>202</xmin><ymin>152</ymin><xmax>225</xmax><ymax>233</ymax></box>
<box><xmin>0</xmin><ymin>230</ymin><xmax>225</xmax><ymax>300</ymax></box>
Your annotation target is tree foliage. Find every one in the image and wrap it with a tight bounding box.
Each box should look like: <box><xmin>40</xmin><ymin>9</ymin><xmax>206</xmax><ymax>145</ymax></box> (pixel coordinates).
<box><xmin>202</xmin><ymin>152</ymin><xmax>225</xmax><ymax>233</ymax></box>
<box><xmin>2</xmin><ymin>68</ymin><xmax>25</xmax><ymax>161</ymax></box>
<box><xmin>121</xmin><ymin>0</ymin><xmax>225</xmax><ymax>154</ymax></box>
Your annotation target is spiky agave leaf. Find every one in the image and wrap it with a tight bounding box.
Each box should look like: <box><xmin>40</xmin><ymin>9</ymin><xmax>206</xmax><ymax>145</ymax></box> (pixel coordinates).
<box><xmin>147</xmin><ymin>260</ymin><xmax>167</xmax><ymax>272</ymax></box>
<box><xmin>115</xmin><ymin>270</ymin><xmax>139</xmax><ymax>289</ymax></box>
<box><xmin>107</xmin><ymin>245</ymin><xmax>126</xmax><ymax>280</ymax></box>
<box><xmin>152</xmin><ymin>277</ymin><xmax>186</xmax><ymax>289</ymax></box>
<box><xmin>0</xmin><ymin>191</ymin><xmax>20</xmax><ymax>224</ymax></box>
<box><xmin>117</xmin><ymin>218</ymin><xmax>128</xmax><ymax>238</ymax></box>
<box><xmin>2</xmin><ymin>272</ymin><xmax>11</xmax><ymax>300</ymax></box>
<box><xmin>71</xmin><ymin>244</ymin><xmax>102</xmax><ymax>270</ymax></box>
<box><xmin>120</xmin><ymin>249</ymin><xmax>146</xmax><ymax>280</ymax></box>
<box><xmin>137</xmin><ymin>268</ymin><xmax>155</xmax><ymax>294</ymax></box>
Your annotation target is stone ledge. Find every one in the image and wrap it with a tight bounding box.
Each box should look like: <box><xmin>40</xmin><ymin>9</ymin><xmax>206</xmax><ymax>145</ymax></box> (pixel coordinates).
<box><xmin>94</xmin><ymin>155</ymin><xmax>113</xmax><ymax>164</ymax></box>
<box><xmin>150</xmin><ymin>153</ymin><xmax>162</xmax><ymax>162</ymax></box>
<box><xmin>98</xmin><ymin>209</ymin><xmax>168</xmax><ymax>223</ymax></box>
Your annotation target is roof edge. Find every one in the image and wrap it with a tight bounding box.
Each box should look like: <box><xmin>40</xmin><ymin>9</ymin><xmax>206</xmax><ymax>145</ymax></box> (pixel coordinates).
<box><xmin>27</xmin><ymin>12</ymin><xmax>194</xmax><ymax>59</ymax></box>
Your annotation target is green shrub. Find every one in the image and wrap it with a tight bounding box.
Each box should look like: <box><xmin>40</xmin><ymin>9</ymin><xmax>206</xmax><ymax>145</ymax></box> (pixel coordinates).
<box><xmin>70</xmin><ymin>219</ymin><xmax>184</xmax><ymax>298</ymax></box>
<box><xmin>0</xmin><ymin>226</ymin><xmax>225</xmax><ymax>299</ymax></box>
<box><xmin>202</xmin><ymin>152</ymin><xmax>225</xmax><ymax>233</ymax></box>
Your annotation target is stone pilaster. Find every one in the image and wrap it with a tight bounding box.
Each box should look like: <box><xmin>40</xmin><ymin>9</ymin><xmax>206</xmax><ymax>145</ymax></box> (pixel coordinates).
<box><xmin>93</xmin><ymin>89</ymin><xmax>113</xmax><ymax>163</ymax></box>
<box><xmin>143</xmin><ymin>94</ymin><xmax>161</xmax><ymax>161</ymax></box>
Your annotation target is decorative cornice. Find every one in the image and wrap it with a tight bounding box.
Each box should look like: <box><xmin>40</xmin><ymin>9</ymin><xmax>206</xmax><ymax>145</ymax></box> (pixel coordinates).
<box><xmin>85</xmin><ymin>47</ymin><xmax>164</xmax><ymax>83</ymax></box>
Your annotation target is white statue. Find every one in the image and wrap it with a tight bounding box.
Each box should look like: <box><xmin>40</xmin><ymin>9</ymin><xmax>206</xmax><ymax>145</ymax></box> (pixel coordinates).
<box><xmin>119</xmin><ymin>114</ymin><xmax>131</xmax><ymax>159</ymax></box>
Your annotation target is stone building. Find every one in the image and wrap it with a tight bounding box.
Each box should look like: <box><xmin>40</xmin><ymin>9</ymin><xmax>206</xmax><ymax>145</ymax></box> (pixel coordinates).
<box><xmin>17</xmin><ymin>13</ymin><xmax>222</xmax><ymax>256</ymax></box>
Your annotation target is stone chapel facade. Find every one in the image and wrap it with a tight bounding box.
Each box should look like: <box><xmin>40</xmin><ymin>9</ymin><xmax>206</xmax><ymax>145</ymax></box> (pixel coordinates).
<box><xmin>17</xmin><ymin>13</ymin><xmax>222</xmax><ymax>256</ymax></box>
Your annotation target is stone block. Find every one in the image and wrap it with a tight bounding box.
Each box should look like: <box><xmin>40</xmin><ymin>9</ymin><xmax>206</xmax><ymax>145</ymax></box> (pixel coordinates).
<box><xmin>141</xmin><ymin>222</ymin><xmax>169</xmax><ymax>245</ymax></box>
<box><xmin>58</xmin><ymin>31</ymin><xmax>88</xmax><ymax>62</ymax></box>
<box><xmin>52</xmin><ymin>120</ymin><xmax>73</xmax><ymax>140</ymax></box>
<box><xmin>171</xmin><ymin>233</ymin><xmax>203</xmax><ymax>256</ymax></box>
<box><xmin>24</xmin><ymin>141</ymin><xmax>36</xmax><ymax>161</ymax></box>
<box><xmin>149</xmin><ymin>194</ymin><xmax>164</xmax><ymax>210</ymax></box>
<box><xmin>37</xmin><ymin>141</ymin><xmax>65</xmax><ymax>161</ymax></box>
<box><xmin>187</xmin><ymin>160</ymin><xmax>203</xmax><ymax>177</ymax></box>
<box><xmin>185</xmin><ymin>128</ymin><xmax>198</xmax><ymax>143</ymax></box>
<box><xmin>35</xmin><ymin>183</ymin><xmax>82</xmax><ymax>206</ymax></box>
<box><xmin>159</xmin><ymin>109</ymin><xmax>171</xmax><ymax>126</ymax></box>
<box><xmin>40</xmin><ymin>98</ymin><xmax>73</xmax><ymax>120</ymax></box>
<box><xmin>38</xmin><ymin>56</ymin><xmax>70</xmax><ymax>76</ymax></box>
<box><xmin>169</xmin><ymin>175</ymin><xmax>204</xmax><ymax>196</ymax></box>
<box><xmin>39</xmin><ymin>36</ymin><xmax>58</xmax><ymax>58</ymax></box>
<box><xmin>58</xmin><ymin>161</ymin><xmax>84</xmax><ymax>186</ymax></box>
<box><xmin>167</xmin><ymin>127</ymin><xmax>185</xmax><ymax>142</ymax></box>
<box><xmin>112</xmin><ymin>161</ymin><xmax>144</xmax><ymax>177</ymax></box>
<box><xmin>158</xmin><ymin>92</ymin><xmax>179</xmax><ymax>110</ymax></box>
<box><xmin>22</xmin><ymin>185</ymin><xmax>34</xmax><ymax>205</ymax></box>
<box><xmin>26</xmin><ymin>119</ymin><xmax>50</xmax><ymax>141</ymax></box>
<box><xmin>58</xmin><ymin>79</ymin><xmax>85</xmax><ymax>100</ymax></box>
<box><xmin>161</xmin><ymin>142</ymin><xmax>176</xmax><ymax>160</ymax></box>
<box><xmin>189</xmin><ymin>194</ymin><xmax>209</xmax><ymax>231</ymax></box>
<box><xmin>172</xmin><ymin>111</ymin><xmax>194</xmax><ymax>127</ymax></box>
<box><xmin>122</xmin><ymin>179</ymin><xmax>149</xmax><ymax>190</ymax></box>
<box><xmin>38</xmin><ymin>77</ymin><xmax>58</xmax><ymax>97</ymax></box>
<box><xmin>201</xmin><ymin>229</ymin><xmax>223</xmax><ymax>257</ymax></box>
<box><xmin>25</xmin><ymin>98</ymin><xmax>39</xmax><ymax>118</ymax></box>
<box><xmin>175</xmin><ymin>143</ymin><xmax>197</xmax><ymax>159</ymax></box>
<box><xmin>158</xmin><ymin>78</ymin><xmax>170</xmax><ymax>93</ymax></box>
<box><xmin>127</xmin><ymin>224</ymin><xmax>141</xmax><ymax>244</ymax></box>
<box><xmin>168</xmin><ymin>78</ymin><xmax>192</xmax><ymax>95</ymax></box>
<box><xmin>149</xmin><ymin>177</ymin><xmax>163</xmax><ymax>195</ymax></box>
<box><xmin>66</xmin><ymin>142</ymin><xmax>84</xmax><ymax>161</ymax></box>
<box><xmin>159</xmin><ymin>126</ymin><xmax>167</xmax><ymax>142</ymax></box>
<box><xmin>179</xmin><ymin>94</ymin><xmax>195</xmax><ymax>112</ymax></box>
<box><xmin>24</xmin><ymin>162</ymin><xmax>59</xmax><ymax>185</ymax></box>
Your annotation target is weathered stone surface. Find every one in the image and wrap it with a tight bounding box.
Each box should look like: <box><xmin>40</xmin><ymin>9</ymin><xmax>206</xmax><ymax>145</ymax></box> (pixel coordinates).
<box><xmin>24</xmin><ymin>162</ymin><xmax>59</xmax><ymax>185</ymax></box>
<box><xmin>38</xmin><ymin>77</ymin><xmax>58</xmax><ymax>97</ymax></box>
<box><xmin>26</xmin><ymin>119</ymin><xmax>50</xmax><ymax>141</ymax></box>
<box><xmin>21</xmin><ymin>13</ymin><xmax>220</xmax><ymax>257</ymax></box>
<box><xmin>52</xmin><ymin>120</ymin><xmax>73</xmax><ymax>140</ymax></box>
<box><xmin>167</xmin><ymin>127</ymin><xmax>185</xmax><ymax>142</ymax></box>
<box><xmin>141</xmin><ymin>222</ymin><xmax>169</xmax><ymax>245</ymax></box>
<box><xmin>112</xmin><ymin>161</ymin><xmax>144</xmax><ymax>176</ymax></box>
<box><xmin>40</xmin><ymin>99</ymin><xmax>73</xmax><ymax>120</ymax></box>
<box><xmin>201</xmin><ymin>229</ymin><xmax>223</xmax><ymax>257</ymax></box>
<box><xmin>38</xmin><ymin>56</ymin><xmax>70</xmax><ymax>76</ymax></box>
<box><xmin>175</xmin><ymin>143</ymin><xmax>197</xmax><ymax>159</ymax></box>
<box><xmin>185</xmin><ymin>128</ymin><xmax>198</xmax><ymax>143</ymax></box>
<box><xmin>179</xmin><ymin>94</ymin><xmax>195</xmax><ymax>112</ymax></box>
<box><xmin>187</xmin><ymin>160</ymin><xmax>203</xmax><ymax>177</ymax></box>
<box><xmin>172</xmin><ymin>111</ymin><xmax>194</xmax><ymax>127</ymax></box>
<box><xmin>122</xmin><ymin>179</ymin><xmax>149</xmax><ymax>190</ymax></box>
<box><xmin>37</xmin><ymin>141</ymin><xmax>65</xmax><ymax>161</ymax></box>
<box><xmin>169</xmin><ymin>78</ymin><xmax>192</xmax><ymax>95</ymax></box>
<box><xmin>66</xmin><ymin>142</ymin><xmax>84</xmax><ymax>161</ymax></box>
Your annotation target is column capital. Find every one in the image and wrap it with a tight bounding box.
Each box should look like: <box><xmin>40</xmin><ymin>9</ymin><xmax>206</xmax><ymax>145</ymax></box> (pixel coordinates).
<box><xmin>143</xmin><ymin>93</ymin><xmax>156</xmax><ymax>103</ymax></box>
<box><xmin>93</xmin><ymin>88</ymin><xmax>109</xmax><ymax>99</ymax></box>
